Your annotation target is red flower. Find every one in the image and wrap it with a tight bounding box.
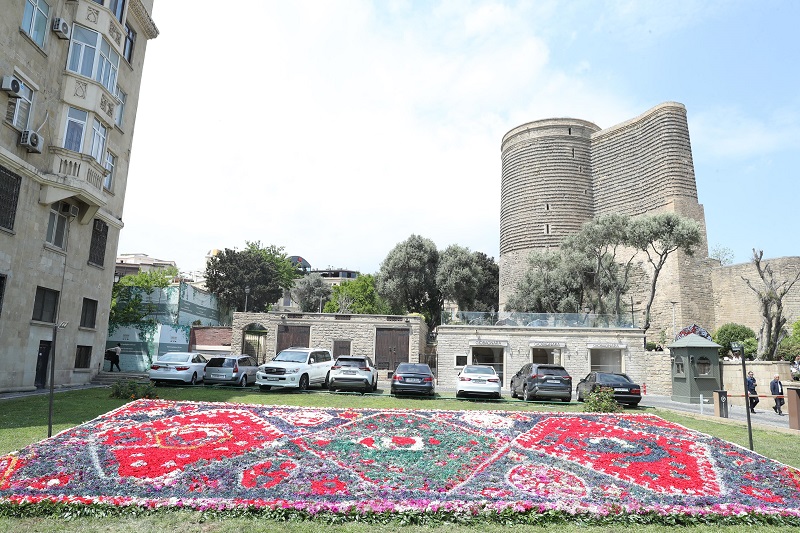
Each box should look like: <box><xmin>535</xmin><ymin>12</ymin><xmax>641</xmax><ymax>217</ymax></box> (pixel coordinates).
<box><xmin>311</xmin><ymin>476</ymin><xmax>347</xmax><ymax>495</ymax></box>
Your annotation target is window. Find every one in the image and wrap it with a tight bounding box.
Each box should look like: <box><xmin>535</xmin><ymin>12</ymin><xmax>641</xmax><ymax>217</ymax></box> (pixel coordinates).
<box><xmin>114</xmin><ymin>86</ymin><xmax>126</xmax><ymax>127</ymax></box>
<box><xmin>110</xmin><ymin>0</ymin><xmax>125</xmax><ymax>22</ymax></box>
<box><xmin>64</xmin><ymin>107</ymin><xmax>88</xmax><ymax>152</ymax></box>
<box><xmin>696</xmin><ymin>356</ymin><xmax>711</xmax><ymax>376</ymax></box>
<box><xmin>123</xmin><ymin>23</ymin><xmax>136</xmax><ymax>63</ymax></box>
<box><xmin>103</xmin><ymin>151</ymin><xmax>116</xmax><ymax>190</ymax></box>
<box><xmin>674</xmin><ymin>355</ymin><xmax>685</xmax><ymax>377</ymax></box>
<box><xmin>80</xmin><ymin>298</ymin><xmax>98</xmax><ymax>328</ymax></box>
<box><xmin>45</xmin><ymin>201</ymin><xmax>69</xmax><ymax>249</ymax></box>
<box><xmin>455</xmin><ymin>354</ymin><xmax>468</xmax><ymax>367</ymax></box>
<box><xmin>22</xmin><ymin>0</ymin><xmax>50</xmax><ymax>47</ymax></box>
<box><xmin>89</xmin><ymin>219</ymin><xmax>108</xmax><ymax>266</ymax></box>
<box><xmin>0</xmin><ymin>165</ymin><xmax>22</xmax><ymax>231</ymax></box>
<box><xmin>67</xmin><ymin>26</ymin><xmax>119</xmax><ymax>92</ymax></box>
<box><xmin>32</xmin><ymin>286</ymin><xmax>59</xmax><ymax>323</ymax></box>
<box><xmin>74</xmin><ymin>345</ymin><xmax>92</xmax><ymax>368</ymax></box>
<box><xmin>90</xmin><ymin>118</ymin><xmax>107</xmax><ymax>163</ymax></box>
<box><xmin>0</xmin><ymin>274</ymin><xmax>6</xmax><ymax>316</ymax></box>
<box><xmin>5</xmin><ymin>80</ymin><xmax>34</xmax><ymax>130</ymax></box>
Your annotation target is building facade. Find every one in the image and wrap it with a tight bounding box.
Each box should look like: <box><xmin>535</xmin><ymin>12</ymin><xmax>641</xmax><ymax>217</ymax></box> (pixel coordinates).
<box><xmin>499</xmin><ymin>102</ymin><xmax>800</xmax><ymax>340</ymax></box>
<box><xmin>0</xmin><ymin>0</ymin><xmax>158</xmax><ymax>392</ymax></box>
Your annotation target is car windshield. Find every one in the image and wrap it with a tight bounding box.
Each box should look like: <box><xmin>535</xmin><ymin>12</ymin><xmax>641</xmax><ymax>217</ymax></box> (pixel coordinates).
<box><xmin>158</xmin><ymin>353</ymin><xmax>191</xmax><ymax>363</ymax></box>
<box><xmin>597</xmin><ymin>373</ymin><xmax>632</xmax><ymax>384</ymax></box>
<box><xmin>337</xmin><ymin>358</ymin><xmax>366</xmax><ymax>367</ymax></box>
<box><xmin>272</xmin><ymin>350</ymin><xmax>309</xmax><ymax>363</ymax></box>
<box><xmin>463</xmin><ymin>365</ymin><xmax>495</xmax><ymax>375</ymax></box>
<box><xmin>539</xmin><ymin>367</ymin><xmax>568</xmax><ymax>376</ymax></box>
<box><xmin>206</xmin><ymin>358</ymin><xmax>235</xmax><ymax>368</ymax></box>
<box><xmin>396</xmin><ymin>364</ymin><xmax>431</xmax><ymax>374</ymax></box>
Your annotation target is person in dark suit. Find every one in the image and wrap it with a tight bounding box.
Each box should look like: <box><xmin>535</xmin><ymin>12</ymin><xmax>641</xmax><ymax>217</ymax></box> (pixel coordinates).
<box><xmin>110</xmin><ymin>343</ymin><xmax>121</xmax><ymax>372</ymax></box>
<box><xmin>746</xmin><ymin>371</ymin><xmax>759</xmax><ymax>413</ymax></box>
<box><xmin>770</xmin><ymin>374</ymin><xmax>785</xmax><ymax>415</ymax></box>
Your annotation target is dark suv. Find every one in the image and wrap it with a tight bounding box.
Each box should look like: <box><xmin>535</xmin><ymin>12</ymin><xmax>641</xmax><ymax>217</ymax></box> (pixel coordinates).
<box><xmin>509</xmin><ymin>363</ymin><xmax>572</xmax><ymax>402</ymax></box>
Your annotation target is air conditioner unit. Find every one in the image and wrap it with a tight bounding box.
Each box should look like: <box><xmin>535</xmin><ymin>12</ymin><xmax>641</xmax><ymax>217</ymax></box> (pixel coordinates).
<box><xmin>19</xmin><ymin>130</ymin><xmax>43</xmax><ymax>153</ymax></box>
<box><xmin>1</xmin><ymin>76</ymin><xmax>21</xmax><ymax>98</ymax></box>
<box><xmin>52</xmin><ymin>18</ymin><xmax>70</xmax><ymax>39</ymax></box>
<box><xmin>59</xmin><ymin>202</ymin><xmax>79</xmax><ymax>218</ymax></box>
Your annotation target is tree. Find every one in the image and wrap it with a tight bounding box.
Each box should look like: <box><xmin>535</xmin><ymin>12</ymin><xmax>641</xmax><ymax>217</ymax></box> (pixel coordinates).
<box><xmin>713</xmin><ymin>323</ymin><xmax>757</xmax><ymax>358</ymax></box>
<box><xmin>742</xmin><ymin>249</ymin><xmax>800</xmax><ymax>360</ymax></box>
<box><xmin>506</xmin><ymin>249</ymin><xmax>585</xmax><ymax>313</ymax></box>
<box><xmin>376</xmin><ymin>235</ymin><xmax>442</xmax><ymax>328</ymax></box>
<box><xmin>472</xmin><ymin>252</ymin><xmax>499</xmax><ymax>312</ymax></box>
<box><xmin>710</xmin><ymin>245</ymin><xmax>734</xmax><ymax>266</ymax></box>
<box><xmin>109</xmin><ymin>267</ymin><xmax>177</xmax><ymax>334</ymax></box>
<box><xmin>205</xmin><ymin>243</ymin><xmax>298</xmax><ymax>313</ymax></box>
<box><xmin>291</xmin><ymin>273</ymin><xmax>331</xmax><ymax>312</ymax></box>
<box><xmin>436</xmin><ymin>245</ymin><xmax>481</xmax><ymax>312</ymax></box>
<box><xmin>324</xmin><ymin>274</ymin><xmax>390</xmax><ymax>315</ymax></box>
<box><xmin>627</xmin><ymin>213</ymin><xmax>702</xmax><ymax>332</ymax></box>
<box><xmin>778</xmin><ymin>319</ymin><xmax>800</xmax><ymax>360</ymax></box>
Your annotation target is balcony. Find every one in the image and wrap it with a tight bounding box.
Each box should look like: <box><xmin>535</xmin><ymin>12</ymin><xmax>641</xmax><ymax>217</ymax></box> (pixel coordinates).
<box><xmin>39</xmin><ymin>147</ymin><xmax>109</xmax><ymax>223</ymax></box>
<box><xmin>441</xmin><ymin>311</ymin><xmax>638</xmax><ymax>329</ymax></box>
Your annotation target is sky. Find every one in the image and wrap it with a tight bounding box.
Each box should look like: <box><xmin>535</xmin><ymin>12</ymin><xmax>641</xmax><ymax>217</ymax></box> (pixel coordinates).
<box><xmin>120</xmin><ymin>0</ymin><xmax>800</xmax><ymax>276</ymax></box>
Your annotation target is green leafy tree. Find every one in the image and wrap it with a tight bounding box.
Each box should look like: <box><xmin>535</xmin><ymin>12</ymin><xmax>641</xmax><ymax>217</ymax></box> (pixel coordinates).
<box><xmin>710</xmin><ymin>245</ymin><xmax>735</xmax><ymax>266</ymax></box>
<box><xmin>291</xmin><ymin>273</ymin><xmax>331</xmax><ymax>312</ymax></box>
<box><xmin>376</xmin><ymin>235</ymin><xmax>442</xmax><ymax>328</ymax></box>
<box><xmin>713</xmin><ymin>323</ymin><xmax>757</xmax><ymax>358</ymax></box>
<box><xmin>109</xmin><ymin>267</ymin><xmax>177</xmax><ymax>334</ymax></box>
<box><xmin>324</xmin><ymin>274</ymin><xmax>390</xmax><ymax>314</ymax></box>
<box><xmin>777</xmin><ymin>320</ymin><xmax>800</xmax><ymax>361</ymax></box>
<box><xmin>436</xmin><ymin>245</ymin><xmax>481</xmax><ymax>312</ymax></box>
<box><xmin>742</xmin><ymin>249</ymin><xmax>800</xmax><ymax>360</ymax></box>
<box><xmin>627</xmin><ymin>213</ymin><xmax>702</xmax><ymax>332</ymax></box>
<box><xmin>506</xmin><ymin>249</ymin><xmax>585</xmax><ymax>313</ymax></box>
<box><xmin>472</xmin><ymin>252</ymin><xmax>499</xmax><ymax>312</ymax></box>
<box><xmin>205</xmin><ymin>243</ymin><xmax>298</xmax><ymax>312</ymax></box>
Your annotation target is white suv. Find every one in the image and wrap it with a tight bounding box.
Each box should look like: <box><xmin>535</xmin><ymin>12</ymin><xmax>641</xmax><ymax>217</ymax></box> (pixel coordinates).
<box><xmin>328</xmin><ymin>355</ymin><xmax>379</xmax><ymax>393</ymax></box>
<box><xmin>256</xmin><ymin>347</ymin><xmax>334</xmax><ymax>391</ymax></box>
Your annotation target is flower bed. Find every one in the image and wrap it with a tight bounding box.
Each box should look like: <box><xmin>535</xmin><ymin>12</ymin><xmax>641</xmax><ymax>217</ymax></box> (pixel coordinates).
<box><xmin>1</xmin><ymin>399</ymin><xmax>799</xmax><ymax>524</ymax></box>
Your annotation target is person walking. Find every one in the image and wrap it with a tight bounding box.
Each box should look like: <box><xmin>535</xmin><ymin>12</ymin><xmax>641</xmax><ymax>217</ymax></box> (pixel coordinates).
<box><xmin>110</xmin><ymin>343</ymin><xmax>122</xmax><ymax>372</ymax></box>
<box><xmin>746</xmin><ymin>371</ymin><xmax>759</xmax><ymax>413</ymax></box>
<box><xmin>770</xmin><ymin>374</ymin><xmax>785</xmax><ymax>415</ymax></box>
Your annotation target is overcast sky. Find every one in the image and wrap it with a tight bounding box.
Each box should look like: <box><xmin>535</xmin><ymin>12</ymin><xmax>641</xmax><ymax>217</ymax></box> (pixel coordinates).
<box><xmin>120</xmin><ymin>0</ymin><xmax>800</xmax><ymax>275</ymax></box>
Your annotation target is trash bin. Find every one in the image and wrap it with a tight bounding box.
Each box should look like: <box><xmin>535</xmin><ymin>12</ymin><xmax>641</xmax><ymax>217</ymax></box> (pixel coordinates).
<box><xmin>713</xmin><ymin>390</ymin><xmax>728</xmax><ymax>418</ymax></box>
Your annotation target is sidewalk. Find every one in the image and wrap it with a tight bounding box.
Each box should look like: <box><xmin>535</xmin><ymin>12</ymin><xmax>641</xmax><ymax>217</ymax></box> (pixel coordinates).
<box><xmin>639</xmin><ymin>393</ymin><xmax>793</xmax><ymax>431</ymax></box>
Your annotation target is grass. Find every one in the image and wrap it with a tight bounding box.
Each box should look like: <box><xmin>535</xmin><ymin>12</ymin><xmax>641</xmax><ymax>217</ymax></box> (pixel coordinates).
<box><xmin>0</xmin><ymin>382</ymin><xmax>798</xmax><ymax>532</ymax></box>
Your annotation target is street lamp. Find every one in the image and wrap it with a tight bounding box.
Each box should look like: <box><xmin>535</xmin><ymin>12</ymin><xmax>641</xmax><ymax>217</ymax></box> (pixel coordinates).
<box><xmin>48</xmin><ymin>320</ymin><xmax>69</xmax><ymax>438</ymax></box>
<box><xmin>244</xmin><ymin>286</ymin><xmax>250</xmax><ymax>312</ymax></box>
<box><xmin>731</xmin><ymin>341</ymin><xmax>754</xmax><ymax>450</ymax></box>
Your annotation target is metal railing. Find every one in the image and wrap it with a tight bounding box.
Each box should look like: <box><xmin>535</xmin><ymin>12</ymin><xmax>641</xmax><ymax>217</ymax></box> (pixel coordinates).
<box><xmin>440</xmin><ymin>311</ymin><xmax>637</xmax><ymax>329</ymax></box>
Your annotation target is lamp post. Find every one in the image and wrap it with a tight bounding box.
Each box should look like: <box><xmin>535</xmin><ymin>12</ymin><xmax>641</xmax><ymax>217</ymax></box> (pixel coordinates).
<box><xmin>244</xmin><ymin>286</ymin><xmax>250</xmax><ymax>312</ymax></box>
<box><xmin>48</xmin><ymin>321</ymin><xmax>69</xmax><ymax>438</ymax></box>
<box><xmin>731</xmin><ymin>341</ymin><xmax>754</xmax><ymax>450</ymax></box>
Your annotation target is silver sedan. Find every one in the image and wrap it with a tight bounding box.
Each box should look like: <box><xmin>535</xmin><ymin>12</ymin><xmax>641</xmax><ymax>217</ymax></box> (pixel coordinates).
<box><xmin>149</xmin><ymin>352</ymin><xmax>208</xmax><ymax>385</ymax></box>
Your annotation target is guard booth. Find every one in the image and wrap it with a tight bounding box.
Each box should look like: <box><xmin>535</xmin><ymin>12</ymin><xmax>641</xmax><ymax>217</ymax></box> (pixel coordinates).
<box><xmin>669</xmin><ymin>333</ymin><xmax>722</xmax><ymax>404</ymax></box>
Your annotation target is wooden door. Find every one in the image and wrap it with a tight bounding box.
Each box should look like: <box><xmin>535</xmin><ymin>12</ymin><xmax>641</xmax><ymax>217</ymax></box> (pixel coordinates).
<box><xmin>276</xmin><ymin>325</ymin><xmax>311</xmax><ymax>354</ymax></box>
<box><xmin>333</xmin><ymin>340</ymin><xmax>351</xmax><ymax>358</ymax></box>
<box><xmin>374</xmin><ymin>328</ymin><xmax>410</xmax><ymax>373</ymax></box>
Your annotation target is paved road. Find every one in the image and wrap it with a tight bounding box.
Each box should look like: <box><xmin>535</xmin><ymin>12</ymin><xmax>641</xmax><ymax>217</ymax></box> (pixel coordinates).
<box><xmin>639</xmin><ymin>393</ymin><xmax>793</xmax><ymax>430</ymax></box>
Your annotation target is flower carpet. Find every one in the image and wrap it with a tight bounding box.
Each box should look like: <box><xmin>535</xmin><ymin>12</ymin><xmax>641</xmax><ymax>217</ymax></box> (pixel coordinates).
<box><xmin>1</xmin><ymin>399</ymin><xmax>800</xmax><ymax>524</ymax></box>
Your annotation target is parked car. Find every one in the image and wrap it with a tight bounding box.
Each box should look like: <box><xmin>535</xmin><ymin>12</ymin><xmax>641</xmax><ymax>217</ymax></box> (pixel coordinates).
<box><xmin>149</xmin><ymin>352</ymin><xmax>208</xmax><ymax>385</ymax></box>
<box><xmin>455</xmin><ymin>365</ymin><xmax>502</xmax><ymax>399</ymax></box>
<box><xmin>328</xmin><ymin>355</ymin><xmax>379</xmax><ymax>393</ymax></box>
<box><xmin>509</xmin><ymin>363</ymin><xmax>572</xmax><ymax>402</ymax></box>
<box><xmin>204</xmin><ymin>355</ymin><xmax>258</xmax><ymax>386</ymax></box>
<box><xmin>391</xmin><ymin>363</ymin><xmax>435</xmax><ymax>396</ymax></box>
<box><xmin>256</xmin><ymin>347</ymin><xmax>334</xmax><ymax>391</ymax></box>
<box><xmin>576</xmin><ymin>372</ymin><xmax>642</xmax><ymax>406</ymax></box>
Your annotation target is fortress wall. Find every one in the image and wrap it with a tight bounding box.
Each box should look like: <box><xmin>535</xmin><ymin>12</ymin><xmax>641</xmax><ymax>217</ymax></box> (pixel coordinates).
<box><xmin>711</xmin><ymin>257</ymin><xmax>800</xmax><ymax>336</ymax></box>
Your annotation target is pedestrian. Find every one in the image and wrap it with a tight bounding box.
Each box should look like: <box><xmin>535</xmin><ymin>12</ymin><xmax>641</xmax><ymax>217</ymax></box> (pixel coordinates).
<box><xmin>746</xmin><ymin>371</ymin><xmax>759</xmax><ymax>413</ymax></box>
<box><xmin>110</xmin><ymin>343</ymin><xmax>122</xmax><ymax>372</ymax></box>
<box><xmin>770</xmin><ymin>374</ymin><xmax>785</xmax><ymax>415</ymax></box>
<box><xmin>791</xmin><ymin>356</ymin><xmax>800</xmax><ymax>381</ymax></box>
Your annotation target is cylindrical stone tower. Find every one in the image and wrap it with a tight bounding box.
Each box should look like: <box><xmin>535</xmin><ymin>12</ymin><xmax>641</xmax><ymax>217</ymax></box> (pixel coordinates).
<box><xmin>499</xmin><ymin>118</ymin><xmax>601</xmax><ymax>308</ymax></box>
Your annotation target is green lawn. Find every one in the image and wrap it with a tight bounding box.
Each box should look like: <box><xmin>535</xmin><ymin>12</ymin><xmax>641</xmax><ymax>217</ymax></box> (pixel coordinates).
<box><xmin>0</xmin><ymin>383</ymin><xmax>797</xmax><ymax>532</ymax></box>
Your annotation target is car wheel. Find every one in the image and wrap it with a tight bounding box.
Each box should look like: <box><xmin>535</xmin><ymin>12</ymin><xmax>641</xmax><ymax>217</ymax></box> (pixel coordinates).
<box><xmin>240</xmin><ymin>375</ymin><xmax>247</xmax><ymax>387</ymax></box>
<box><xmin>323</xmin><ymin>372</ymin><xmax>330</xmax><ymax>389</ymax></box>
<box><xmin>456</xmin><ymin>389</ymin><xmax>463</xmax><ymax>398</ymax></box>
<box><xmin>495</xmin><ymin>393</ymin><xmax>502</xmax><ymax>400</ymax></box>
<box><xmin>511</xmin><ymin>385</ymin><xmax>518</xmax><ymax>399</ymax></box>
<box><xmin>259</xmin><ymin>385</ymin><xmax>271</xmax><ymax>391</ymax></box>
<box><xmin>190</xmin><ymin>372</ymin><xmax>198</xmax><ymax>385</ymax></box>
<box><xmin>372</xmin><ymin>376</ymin><xmax>378</xmax><ymax>391</ymax></box>
<box><xmin>328</xmin><ymin>381</ymin><xmax>337</xmax><ymax>392</ymax></box>
<box><xmin>523</xmin><ymin>385</ymin><xmax>532</xmax><ymax>402</ymax></box>
<box><xmin>561</xmin><ymin>397</ymin><xmax>570</xmax><ymax>402</ymax></box>
<box><xmin>298</xmin><ymin>374</ymin><xmax>309</xmax><ymax>391</ymax></box>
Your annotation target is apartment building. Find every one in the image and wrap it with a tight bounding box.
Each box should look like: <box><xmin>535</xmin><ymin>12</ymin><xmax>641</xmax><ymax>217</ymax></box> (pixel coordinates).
<box><xmin>0</xmin><ymin>0</ymin><xmax>158</xmax><ymax>392</ymax></box>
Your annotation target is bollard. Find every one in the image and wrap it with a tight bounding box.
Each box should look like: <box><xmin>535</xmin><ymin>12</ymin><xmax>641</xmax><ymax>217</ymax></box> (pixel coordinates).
<box><xmin>713</xmin><ymin>390</ymin><xmax>729</xmax><ymax>418</ymax></box>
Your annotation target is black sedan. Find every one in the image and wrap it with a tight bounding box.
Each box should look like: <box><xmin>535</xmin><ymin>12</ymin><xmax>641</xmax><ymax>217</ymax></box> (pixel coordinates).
<box><xmin>576</xmin><ymin>372</ymin><xmax>642</xmax><ymax>406</ymax></box>
<box><xmin>391</xmin><ymin>363</ymin><xmax>435</xmax><ymax>396</ymax></box>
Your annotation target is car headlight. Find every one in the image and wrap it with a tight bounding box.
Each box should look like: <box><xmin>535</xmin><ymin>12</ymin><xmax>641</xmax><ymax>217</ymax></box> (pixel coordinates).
<box><xmin>286</xmin><ymin>368</ymin><xmax>300</xmax><ymax>374</ymax></box>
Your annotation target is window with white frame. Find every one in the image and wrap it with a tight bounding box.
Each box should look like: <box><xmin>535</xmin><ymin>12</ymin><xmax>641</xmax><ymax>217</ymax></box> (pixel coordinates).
<box><xmin>45</xmin><ymin>201</ymin><xmax>69</xmax><ymax>249</ymax></box>
<box><xmin>110</xmin><ymin>0</ymin><xmax>125</xmax><ymax>22</ymax></box>
<box><xmin>123</xmin><ymin>23</ymin><xmax>136</xmax><ymax>63</ymax></box>
<box><xmin>68</xmin><ymin>26</ymin><xmax>120</xmax><ymax>93</ymax></box>
<box><xmin>22</xmin><ymin>0</ymin><xmax>50</xmax><ymax>47</ymax></box>
<box><xmin>64</xmin><ymin>107</ymin><xmax>88</xmax><ymax>152</ymax></box>
<box><xmin>114</xmin><ymin>85</ymin><xmax>126</xmax><ymax>128</ymax></box>
<box><xmin>4</xmin><ymin>80</ymin><xmax>34</xmax><ymax>130</ymax></box>
<box><xmin>103</xmin><ymin>151</ymin><xmax>116</xmax><ymax>190</ymax></box>
<box><xmin>90</xmin><ymin>118</ymin><xmax>108</xmax><ymax>163</ymax></box>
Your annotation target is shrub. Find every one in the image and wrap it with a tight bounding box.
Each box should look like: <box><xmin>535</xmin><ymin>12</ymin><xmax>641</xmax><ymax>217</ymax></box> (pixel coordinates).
<box><xmin>109</xmin><ymin>380</ymin><xmax>157</xmax><ymax>400</ymax></box>
<box><xmin>582</xmin><ymin>387</ymin><xmax>622</xmax><ymax>413</ymax></box>
<box><xmin>645</xmin><ymin>341</ymin><xmax>658</xmax><ymax>352</ymax></box>
<box><xmin>713</xmin><ymin>323</ymin><xmax>756</xmax><ymax>358</ymax></box>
